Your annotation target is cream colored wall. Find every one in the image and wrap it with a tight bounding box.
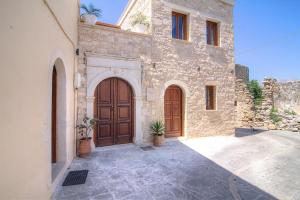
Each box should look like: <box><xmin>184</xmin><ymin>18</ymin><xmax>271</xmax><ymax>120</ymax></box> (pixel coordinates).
<box><xmin>0</xmin><ymin>0</ymin><xmax>78</xmax><ymax>199</ymax></box>
<box><xmin>119</xmin><ymin>0</ymin><xmax>152</xmax><ymax>32</ymax></box>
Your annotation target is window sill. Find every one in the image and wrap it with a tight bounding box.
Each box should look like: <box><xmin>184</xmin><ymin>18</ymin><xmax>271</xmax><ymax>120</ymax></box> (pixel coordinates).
<box><xmin>206</xmin><ymin>109</ymin><xmax>218</xmax><ymax>112</ymax></box>
<box><xmin>206</xmin><ymin>44</ymin><xmax>222</xmax><ymax>49</ymax></box>
<box><xmin>172</xmin><ymin>38</ymin><xmax>192</xmax><ymax>44</ymax></box>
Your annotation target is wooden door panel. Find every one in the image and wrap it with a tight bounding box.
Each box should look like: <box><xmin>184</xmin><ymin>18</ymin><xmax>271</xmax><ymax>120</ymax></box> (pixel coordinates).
<box><xmin>164</xmin><ymin>85</ymin><xmax>183</xmax><ymax>138</ymax></box>
<box><xmin>94</xmin><ymin>78</ymin><xmax>114</xmax><ymax>146</ymax></box>
<box><xmin>98</xmin><ymin>107</ymin><xmax>112</xmax><ymax>120</ymax></box>
<box><xmin>94</xmin><ymin>78</ymin><xmax>133</xmax><ymax>147</ymax></box>
<box><xmin>118</xmin><ymin>107</ymin><xmax>130</xmax><ymax>119</ymax></box>
<box><xmin>172</xmin><ymin>103</ymin><xmax>180</xmax><ymax>116</ymax></box>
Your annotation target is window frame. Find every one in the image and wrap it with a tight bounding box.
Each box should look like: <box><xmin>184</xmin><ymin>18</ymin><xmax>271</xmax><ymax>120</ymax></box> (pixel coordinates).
<box><xmin>206</xmin><ymin>21</ymin><xmax>219</xmax><ymax>46</ymax></box>
<box><xmin>206</xmin><ymin>85</ymin><xmax>217</xmax><ymax>110</ymax></box>
<box><xmin>172</xmin><ymin>11</ymin><xmax>188</xmax><ymax>40</ymax></box>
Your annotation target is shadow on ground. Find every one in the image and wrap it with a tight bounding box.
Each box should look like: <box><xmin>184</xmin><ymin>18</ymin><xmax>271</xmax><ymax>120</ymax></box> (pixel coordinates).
<box><xmin>53</xmin><ymin>141</ymin><xmax>277</xmax><ymax>200</ymax></box>
<box><xmin>235</xmin><ymin>127</ymin><xmax>268</xmax><ymax>138</ymax></box>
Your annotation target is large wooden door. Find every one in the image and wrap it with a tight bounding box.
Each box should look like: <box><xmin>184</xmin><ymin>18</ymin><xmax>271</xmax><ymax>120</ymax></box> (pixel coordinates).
<box><xmin>94</xmin><ymin>78</ymin><xmax>134</xmax><ymax>147</ymax></box>
<box><xmin>164</xmin><ymin>85</ymin><xmax>183</xmax><ymax>138</ymax></box>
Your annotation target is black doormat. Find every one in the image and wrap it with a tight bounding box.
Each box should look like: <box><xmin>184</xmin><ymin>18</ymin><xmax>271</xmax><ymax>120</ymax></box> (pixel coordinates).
<box><xmin>62</xmin><ymin>170</ymin><xmax>88</xmax><ymax>186</ymax></box>
<box><xmin>140</xmin><ymin>146</ymin><xmax>155</xmax><ymax>151</ymax></box>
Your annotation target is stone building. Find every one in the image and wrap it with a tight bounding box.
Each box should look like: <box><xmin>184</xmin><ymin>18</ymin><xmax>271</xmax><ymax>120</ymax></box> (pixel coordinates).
<box><xmin>78</xmin><ymin>0</ymin><xmax>236</xmax><ymax>147</ymax></box>
<box><xmin>235</xmin><ymin>64</ymin><xmax>249</xmax><ymax>83</ymax></box>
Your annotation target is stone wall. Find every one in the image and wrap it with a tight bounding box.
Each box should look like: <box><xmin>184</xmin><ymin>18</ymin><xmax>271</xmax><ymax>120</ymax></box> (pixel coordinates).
<box><xmin>274</xmin><ymin>81</ymin><xmax>300</xmax><ymax>115</ymax></box>
<box><xmin>235</xmin><ymin>79</ymin><xmax>255</xmax><ymax>127</ymax></box>
<box><xmin>147</xmin><ymin>0</ymin><xmax>235</xmax><ymax>139</ymax></box>
<box><xmin>235</xmin><ymin>77</ymin><xmax>300</xmax><ymax>132</ymax></box>
<box><xmin>77</xmin><ymin>24</ymin><xmax>152</xmax><ymax>125</ymax></box>
<box><xmin>235</xmin><ymin>64</ymin><xmax>249</xmax><ymax>83</ymax></box>
<box><xmin>256</xmin><ymin>78</ymin><xmax>300</xmax><ymax>131</ymax></box>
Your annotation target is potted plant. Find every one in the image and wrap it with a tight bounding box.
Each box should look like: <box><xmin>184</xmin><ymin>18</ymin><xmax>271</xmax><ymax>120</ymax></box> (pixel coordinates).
<box><xmin>76</xmin><ymin>116</ymin><xmax>98</xmax><ymax>157</ymax></box>
<box><xmin>130</xmin><ymin>12</ymin><xmax>150</xmax><ymax>33</ymax></box>
<box><xmin>80</xmin><ymin>4</ymin><xmax>102</xmax><ymax>25</ymax></box>
<box><xmin>150</xmin><ymin>121</ymin><xmax>165</xmax><ymax>147</ymax></box>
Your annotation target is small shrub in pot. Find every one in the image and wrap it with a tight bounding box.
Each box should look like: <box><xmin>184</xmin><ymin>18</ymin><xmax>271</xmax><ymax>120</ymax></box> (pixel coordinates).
<box><xmin>80</xmin><ymin>4</ymin><xmax>102</xmax><ymax>25</ymax></box>
<box><xmin>150</xmin><ymin>121</ymin><xmax>165</xmax><ymax>147</ymax></box>
<box><xmin>76</xmin><ymin>116</ymin><xmax>98</xmax><ymax>157</ymax></box>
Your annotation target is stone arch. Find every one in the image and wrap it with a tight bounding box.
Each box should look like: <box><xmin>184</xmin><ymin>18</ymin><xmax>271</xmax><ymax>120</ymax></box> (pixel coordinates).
<box><xmin>86</xmin><ymin>70</ymin><xmax>143</xmax><ymax>146</ymax></box>
<box><xmin>87</xmin><ymin>70</ymin><xmax>142</xmax><ymax>98</ymax></box>
<box><xmin>160</xmin><ymin>80</ymin><xmax>190</xmax><ymax>99</ymax></box>
<box><xmin>160</xmin><ymin>80</ymin><xmax>190</xmax><ymax>137</ymax></box>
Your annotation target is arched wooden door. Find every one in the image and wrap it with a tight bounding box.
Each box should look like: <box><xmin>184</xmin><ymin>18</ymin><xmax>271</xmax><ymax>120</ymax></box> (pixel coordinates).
<box><xmin>94</xmin><ymin>78</ymin><xmax>134</xmax><ymax>147</ymax></box>
<box><xmin>164</xmin><ymin>85</ymin><xmax>183</xmax><ymax>138</ymax></box>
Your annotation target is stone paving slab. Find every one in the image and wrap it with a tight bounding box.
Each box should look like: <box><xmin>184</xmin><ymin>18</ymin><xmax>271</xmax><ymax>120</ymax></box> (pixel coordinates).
<box><xmin>52</xmin><ymin>130</ymin><xmax>300</xmax><ymax>200</ymax></box>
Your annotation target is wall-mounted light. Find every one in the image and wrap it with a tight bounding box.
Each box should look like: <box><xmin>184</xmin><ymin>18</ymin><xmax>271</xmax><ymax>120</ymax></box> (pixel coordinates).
<box><xmin>76</xmin><ymin>48</ymin><xmax>79</xmax><ymax>56</ymax></box>
<box><xmin>152</xmin><ymin>63</ymin><xmax>156</xmax><ymax>69</ymax></box>
<box><xmin>74</xmin><ymin>72</ymin><xmax>82</xmax><ymax>89</ymax></box>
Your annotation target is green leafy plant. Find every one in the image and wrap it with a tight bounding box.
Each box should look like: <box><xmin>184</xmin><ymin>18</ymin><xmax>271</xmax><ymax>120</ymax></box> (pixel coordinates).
<box><xmin>130</xmin><ymin>12</ymin><xmax>150</xmax><ymax>27</ymax></box>
<box><xmin>76</xmin><ymin>116</ymin><xmax>99</xmax><ymax>140</ymax></box>
<box><xmin>270</xmin><ymin>107</ymin><xmax>282</xmax><ymax>124</ymax></box>
<box><xmin>284</xmin><ymin>109</ymin><xmax>297</xmax><ymax>116</ymax></box>
<box><xmin>80</xmin><ymin>4</ymin><xmax>102</xmax><ymax>17</ymax></box>
<box><xmin>150</xmin><ymin>121</ymin><xmax>165</xmax><ymax>136</ymax></box>
<box><xmin>247</xmin><ymin>80</ymin><xmax>263</xmax><ymax>106</ymax></box>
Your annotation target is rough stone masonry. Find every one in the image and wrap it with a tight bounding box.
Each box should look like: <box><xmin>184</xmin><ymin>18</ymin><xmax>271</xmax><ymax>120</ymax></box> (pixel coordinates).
<box><xmin>78</xmin><ymin>0</ymin><xmax>236</xmax><ymax>144</ymax></box>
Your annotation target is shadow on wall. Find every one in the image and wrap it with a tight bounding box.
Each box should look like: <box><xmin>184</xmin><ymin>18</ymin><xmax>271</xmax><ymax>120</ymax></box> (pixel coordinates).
<box><xmin>52</xmin><ymin>140</ymin><xmax>277</xmax><ymax>199</ymax></box>
<box><xmin>235</xmin><ymin>128</ymin><xmax>268</xmax><ymax>138</ymax></box>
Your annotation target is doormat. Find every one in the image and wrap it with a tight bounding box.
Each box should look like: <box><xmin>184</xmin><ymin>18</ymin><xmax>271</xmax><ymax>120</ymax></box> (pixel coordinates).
<box><xmin>62</xmin><ymin>170</ymin><xmax>88</xmax><ymax>186</ymax></box>
<box><xmin>140</xmin><ymin>146</ymin><xmax>155</xmax><ymax>151</ymax></box>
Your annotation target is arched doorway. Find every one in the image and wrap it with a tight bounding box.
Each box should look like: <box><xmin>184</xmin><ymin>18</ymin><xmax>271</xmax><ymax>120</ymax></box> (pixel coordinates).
<box><xmin>50</xmin><ymin>58</ymin><xmax>67</xmax><ymax>182</ymax></box>
<box><xmin>164</xmin><ymin>85</ymin><xmax>183</xmax><ymax>138</ymax></box>
<box><xmin>51</xmin><ymin>66</ymin><xmax>57</xmax><ymax>163</ymax></box>
<box><xmin>94</xmin><ymin>77</ymin><xmax>134</xmax><ymax>147</ymax></box>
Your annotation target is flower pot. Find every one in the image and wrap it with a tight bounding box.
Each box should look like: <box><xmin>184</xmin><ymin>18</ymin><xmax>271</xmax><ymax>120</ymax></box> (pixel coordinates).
<box><xmin>79</xmin><ymin>138</ymin><xmax>92</xmax><ymax>157</ymax></box>
<box><xmin>82</xmin><ymin>14</ymin><xmax>97</xmax><ymax>25</ymax></box>
<box><xmin>134</xmin><ymin>24</ymin><xmax>147</xmax><ymax>33</ymax></box>
<box><xmin>153</xmin><ymin>135</ymin><xmax>164</xmax><ymax>147</ymax></box>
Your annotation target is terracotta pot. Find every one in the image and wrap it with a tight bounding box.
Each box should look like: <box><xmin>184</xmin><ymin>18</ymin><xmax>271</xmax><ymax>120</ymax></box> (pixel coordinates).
<box><xmin>153</xmin><ymin>135</ymin><xmax>164</xmax><ymax>147</ymax></box>
<box><xmin>79</xmin><ymin>138</ymin><xmax>92</xmax><ymax>157</ymax></box>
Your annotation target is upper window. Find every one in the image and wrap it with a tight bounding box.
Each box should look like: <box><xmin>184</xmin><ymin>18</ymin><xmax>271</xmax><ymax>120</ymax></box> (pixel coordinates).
<box><xmin>206</xmin><ymin>86</ymin><xmax>216</xmax><ymax>110</ymax></box>
<box><xmin>172</xmin><ymin>12</ymin><xmax>188</xmax><ymax>40</ymax></box>
<box><xmin>206</xmin><ymin>21</ymin><xmax>219</xmax><ymax>46</ymax></box>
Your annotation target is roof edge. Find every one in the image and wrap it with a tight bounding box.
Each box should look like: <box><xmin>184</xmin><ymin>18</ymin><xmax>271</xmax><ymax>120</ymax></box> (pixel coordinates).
<box><xmin>117</xmin><ymin>0</ymin><xmax>136</xmax><ymax>26</ymax></box>
<box><xmin>117</xmin><ymin>0</ymin><xmax>235</xmax><ymax>26</ymax></box>
<box><xmin>220</xmin><ymin>0</ymin><xmax>235</xmax><ymax>6</ymax></box>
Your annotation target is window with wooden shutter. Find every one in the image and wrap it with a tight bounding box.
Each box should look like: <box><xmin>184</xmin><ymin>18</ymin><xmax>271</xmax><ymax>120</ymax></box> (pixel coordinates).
<box><xmin>172</xmin><ymin>12</ymin><xmax>188</xmax><ymax>40</ymax></box>
<box><xmin>206</xmin><ymin>86</ymin><xmax>216</xmax><ymax>110</ymax></box>
<box><xmin>206</xmin><ymin>21</ymin><xmax>219</xmax><ymax>46</ymax></box>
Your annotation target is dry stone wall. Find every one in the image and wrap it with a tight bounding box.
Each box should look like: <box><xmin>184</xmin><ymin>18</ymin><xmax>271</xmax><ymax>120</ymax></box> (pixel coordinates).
<box><xmin>235</xmin><ymin>79</ymin><xmax>255</xmax><ymax>128</ymax></box>
<box><xmin>235</xmin><ymin>77</ymin><xmax>300</xmax><ymax>132</ymax></box>
<box><xmin>274</xmin><ymin>81</ymin><xmax>300</xmax><ymax>115</ymax></box>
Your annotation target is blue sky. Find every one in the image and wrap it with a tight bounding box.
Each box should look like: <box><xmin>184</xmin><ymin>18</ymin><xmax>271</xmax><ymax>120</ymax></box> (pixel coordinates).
<box><xmin>81</xmin><ymin>0</ymin><xmax>300</xmax><ymax>82</ymax></box>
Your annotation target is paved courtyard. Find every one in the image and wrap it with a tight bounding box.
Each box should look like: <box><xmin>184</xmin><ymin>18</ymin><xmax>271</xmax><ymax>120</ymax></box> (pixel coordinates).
<box><xmin>53</xmin><ymin>130</ymin><xmax>300</xmax><ymax>200</ymax></box>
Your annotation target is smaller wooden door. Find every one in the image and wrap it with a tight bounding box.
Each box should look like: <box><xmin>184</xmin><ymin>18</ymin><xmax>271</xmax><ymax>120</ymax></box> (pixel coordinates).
<box><xmin>94</xmin><ymin>78</ymin><xmax>134</xmax><ymax>147</ymax></box>
<box><xmin>164</xmin><ymin>85</ymin><xmax>183</xmax><ymax>138</ymax></box>
<box><xmin>51</xmin><ymin>67</ymin><xmax>57</xmax><ymax>163</ymax></box>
